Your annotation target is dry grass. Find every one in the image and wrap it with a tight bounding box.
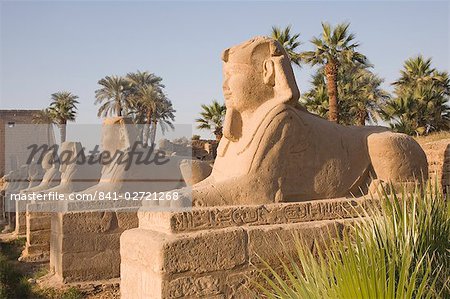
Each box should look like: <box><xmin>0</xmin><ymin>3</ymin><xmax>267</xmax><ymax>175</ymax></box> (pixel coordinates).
<box><xmin>415</xmin><ymin>131</ymin><xmax>450</xmax><ymax>144</ymax></box>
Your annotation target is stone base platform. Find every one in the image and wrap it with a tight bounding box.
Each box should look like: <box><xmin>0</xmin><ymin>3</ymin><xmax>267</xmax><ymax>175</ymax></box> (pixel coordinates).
<box><xmin>50</xmin><ymin>208</ymin><xmax>138</xmax><ymax>283</ymax></box>
<box><xmin>20</xmin><ymin>210</ymin><xmax>52</xmax><ymax>262</ymax></box>
<box><xmin>120</xmin><ymin>197</ymin><xmax>373</xmax><ymax>299</ymax></box>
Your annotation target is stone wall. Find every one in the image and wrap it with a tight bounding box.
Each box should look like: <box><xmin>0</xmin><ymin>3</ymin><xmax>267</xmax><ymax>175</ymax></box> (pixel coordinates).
<box><xmin>420</xmin><ymin>139</ymin><xmax>450</xmax><ymax>192</ymax></box>
<box><xmin>120</xmin><ymin>197</ymin><xmax>373</xmax><ymax>298</ymax></box>
<box><xmin>0</xmin><ymin>110</ymin><xmax>55</xmax><ymax>176</ymax></box>
<box><xmin>51</xmin><ymin>209</ymin><xmax>138</xmax><ymax>283</ymax></box>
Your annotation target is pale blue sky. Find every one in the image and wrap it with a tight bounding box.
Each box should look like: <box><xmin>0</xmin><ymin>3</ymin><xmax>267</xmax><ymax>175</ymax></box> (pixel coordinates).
<box><xmin>1</xmin><ymin>0</ymin><xmax>449</xmax><ymax>139</ymax></box>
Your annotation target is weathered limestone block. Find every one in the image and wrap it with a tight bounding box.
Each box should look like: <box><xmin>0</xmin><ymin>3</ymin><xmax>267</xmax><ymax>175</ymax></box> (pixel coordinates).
<box><xmin>246</xmin><ymin>220</ymin><xmax>341</xmax><ymax>266</ymax></box>
<box><xmin>50</xmin><ymin>209</ymin><xmax>138</xmax><ymax>283</ymax></box>
<box><xmin>420</xmin><ymin>139</ymin><xmax>450</xmax><ymax>191</ymax></box>
<box><xmin>120</xmin><ymin>197</ymin><xmax>364</xmax><ymax>299</ymax></box>
<box><xmin>138</xmin><ymin>197</ymin><xmax>370</xmax><ymax>233</ymax></box>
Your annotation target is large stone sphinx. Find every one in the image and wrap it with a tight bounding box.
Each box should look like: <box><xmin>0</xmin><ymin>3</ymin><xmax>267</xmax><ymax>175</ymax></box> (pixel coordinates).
<box><xmin>184</xmin><ymin>36</ymin><xmax>427</xmax><ymax>207</ymax></box>
<box><xmin>120</xmin><ymin>37</ymin><xmax>428</xmax><ymax>298</ymax></box>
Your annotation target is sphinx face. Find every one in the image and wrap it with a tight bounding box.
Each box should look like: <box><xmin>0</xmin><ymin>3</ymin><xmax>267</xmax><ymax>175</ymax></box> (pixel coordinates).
<box><xmin>101</xmin><ymin>124</ymin><xmax>121</xmax><ymax>153</ymax></box>
<box><xmin>222</xmin><ymin>62</ymin><xmax>269</xmax><ymax>112</ymax></box>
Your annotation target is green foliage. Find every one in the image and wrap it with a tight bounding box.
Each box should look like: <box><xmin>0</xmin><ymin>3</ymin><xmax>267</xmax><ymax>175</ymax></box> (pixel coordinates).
<box><xmin>195</xmin><ymin>100</ymin><xmax>226</xmax><ymax>140</ymax></box>
<box><xmin>191</xmin><ymin>134</ymin><xmax>201</xmax><ymax>140</ymax></box>
<box><xmin>382</xmin><ymin>56</ymin><xmax>450</xmax><ymax>135</ymax></box>
<box><xmin>0</xmin><ymin>240</ymin><xmax>32</xmax><ymax>298</ymax></box>
<box><xmin>270</xmin><ymin>25</ymin><xmax>302</xmax><ymax>66</ymax></box>
<box><xmin>60</xmin><ymin>287</ymin><xmax>84</xmax><ymax>299</ymax></box>
<box><xmin>302</xmin><ymin>63</ymin><xmax>389</xmax><ymax>125</ymax></box>
<box><xmin>48</xmin><ymin>91</ymin><xmax>79</xmax><ymax>124</ymax></box>
<box><xmin>32</xmin><ymin>109</ymin><xmax>56</xmax><ymax>125</ymax></box>
<box><xmin>301</xmin><ymin>22</ymin><xmax>367</xmax><ymax>67</ymax></box>
<box><xmin>45</xmin><ymin>91</ymin><xmax>79</xmax><ymax>143</ymax></box>
<box><xmin>255</xmin><ymin>185</ymin><xmax>449</xmax><ymax>298</ymax></box>
<box><xmin>125</xmin><ymin>70</ymin><xmax>175</xmax><ymax>146</ymax></box>
<box><xmin>95</xmin><ymin>75</ymin><xmax>130</xmax><ymax>117</ymax></box>
<box><xmin>301</xmin><ymin>22</ymin><xmax>368</xmax><ymax>123</ymax></box>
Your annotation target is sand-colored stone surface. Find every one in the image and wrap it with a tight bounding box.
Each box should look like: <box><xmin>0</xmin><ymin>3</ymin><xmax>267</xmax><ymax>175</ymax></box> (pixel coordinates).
<box><xmin>157</xmin><ymin>36</ymin><xmax>428</xmax><ymax>208</ymax></box>
<box><xmin>121</xmin><ymin>197</ymin><xmax>367</xmax><ymax>298</ymax></box>
<box><xmin>47</xmin><ymin>117</ymin><xmax>186</xmax><ymax>282</ymax></box>
<box><xmin>120</xmin><ymin>36</ymin><xmax>429</xmax><ymax>298</ymax></box>
<box><xmin>420</xmin><ymin>139</ymin><xmax>450</xmax><ymax>191</ymax></box>
<box><xmin>21</xmin><ymin>142</ymin><xmax>102</xmax><ymax>262</ymax></box>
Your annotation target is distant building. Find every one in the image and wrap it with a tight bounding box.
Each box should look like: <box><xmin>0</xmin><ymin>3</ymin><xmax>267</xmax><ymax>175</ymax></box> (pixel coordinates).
<box><xmin>0</xmin><ymin>110</ymin><xmax>55</xmax><ymax>176</ymax></box>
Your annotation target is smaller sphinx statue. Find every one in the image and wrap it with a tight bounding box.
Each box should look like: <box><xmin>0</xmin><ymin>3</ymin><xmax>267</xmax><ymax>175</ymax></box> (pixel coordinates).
<box><xmin>2</xmin><ymin>166</ymin><xmax>30</xmax><ymax>232</ymax></box>
<box><xmin>21</xmin><ymin>150</ymin><xmax>60</xmax><ymax>193</ymax></box>
<box><xmin>43</xmin><ymin>141</ymin><xmax>101</xmax><ymax>194</ymax></box>
<box><xmin>69</xmin><ymin>117</ymin><xmax>185</xmax><ymax>211</ymax></box>
<box><xmin>25</xmin><ymin>162</ymin><xmax>45</xmax><ymax>190</ymax></box>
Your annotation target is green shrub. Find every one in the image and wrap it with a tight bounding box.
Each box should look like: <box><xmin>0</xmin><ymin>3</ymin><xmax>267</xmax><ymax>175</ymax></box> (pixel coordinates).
<box><xmin>61</xmin><ymin>287</ymin><xmax>84</xmax><ymax>299</ymax></box>
<box><xmin>255</xmin><ymin>184</ymin><xmax>449</xmax><ymax>298</ymax></box>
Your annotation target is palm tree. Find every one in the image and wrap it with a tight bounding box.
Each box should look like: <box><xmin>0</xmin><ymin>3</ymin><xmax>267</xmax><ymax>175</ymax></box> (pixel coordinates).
<box><xmin>128</xmin><ymin>85</ymin><xmax>159</xmax><ymax>147</ymax></box>
<box><xmin>126</xmin><ymin>70</ymin><xmax>164</xmax><ymax>91</ymax></box>
<box><xmin>346</xmin><ymin>67</ymin><xmax>390</xmax><ymax>125</ymax></box>
<box><xmin>302</xmin><ymin>72</ymin><xmax>329</xmax><ymax>118</ymax></box>
<box><xmin>48</xmin><ymin>91</ymin><xmax>79</xmax><ymax>143</ymax></box>
<box><xmin>393</xmin><ymin>55</ymin><xmax>436</xmax><ymax>87</ymax></box>
<box><xmin>195</xmin><ymin>100</ymin><xmax>226</xmax><ymax>141</ymax></box>
<box><xmin>302</xmin><ymin>63</ymin><xmax>388</xmax><ymax>126</ymax></box>
<box><xmin>270</xmin><ymin>25</ymin><xmax>302</xmax><ymax>66</ymax></box>
<box><xmin>383</xmin><ymin>56</ymin><xmax>450</xmax><ymax>135</ymax></box>
<box><xmin>302</xmin><ymin>22</ymin><xmax>367</xmax><ymax>123</ymax></box>
<box><xmin>126</xmin><ymin>71</ymin><xmax>166</xmax><ymax>147</ymax></box>
<box><xmin>149</xmin><ymin>98</ymin><xmax>176</xmax><ymax>145</ymax></box>
<box><xmin>32</xmin><ymin>109</ymin><xmax>56</xmax><ymax>145</ymax></box>
<box><xmin>95</xmin><ymin>75</ymin><xmax>130</xmax><ymax>117</ymax></box>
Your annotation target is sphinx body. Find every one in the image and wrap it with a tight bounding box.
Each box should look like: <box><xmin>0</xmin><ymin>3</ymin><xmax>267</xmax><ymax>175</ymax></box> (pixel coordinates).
<box><xmin>184</xmin><ymin>36</ymin><xmax>427</xmax><ymax>207</ymax></box>
<box><xmin>191</xmin><ymin>104</ymin><xmax>426</xmax><ymax>206</ymax></box>
<box><xmin>22</xmin><ymin>150</ymin><xmax>60</xmax><ymax>194</ymax></box>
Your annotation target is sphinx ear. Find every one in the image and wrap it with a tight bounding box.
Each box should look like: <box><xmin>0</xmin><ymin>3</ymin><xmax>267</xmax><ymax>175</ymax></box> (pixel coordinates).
<box><xmin>263</xmin><ymin>59</ymin><xmax>275</xmax><ymax>86</ymax></box>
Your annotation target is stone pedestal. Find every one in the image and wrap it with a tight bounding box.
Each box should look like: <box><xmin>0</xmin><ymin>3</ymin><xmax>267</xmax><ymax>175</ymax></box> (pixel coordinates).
<box><xmin>421</xmin><ymin>139</ymin><xmax>450</xmax><ymax>191</ymax></box>
<box><xmin>15</xmin><ymin>200</ymin><xmax>28</xmax><ymax>235</ymax></box>
<box><xmin>120</xmin><ymin>197</ymin><xmax>371</xmax><ymax>299</ymax></box>
<box><xmin>20</xmin><ymin>209</ymin><xmax>52</xmax><ymax>261</ymax></box>
<box><xmin>50</xmin><ymin>207</ymin><xmax>138</xmax><ymax>283</ymax></box>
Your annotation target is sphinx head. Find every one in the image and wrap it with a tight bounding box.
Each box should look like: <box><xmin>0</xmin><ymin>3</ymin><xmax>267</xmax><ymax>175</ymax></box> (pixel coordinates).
<box><xmin>221</xmin><ymin>36</ymin><xmax>300</xmax><ymax>141</ymax></box>
<box><xmin>222</xmin><ymin>36</ymin><xmax>299</xmax><ymax>111</ymax></box>
<box><xmin>101</xmin><ymin>117</ymin><xmax>138</xmax><ymax>153</ymax></box>
<box><xmin>59</xmin><ymin>141</ymin><xmax>83</xmax><ymax>173</ymax></box>
<box><xmin>41</xmin><ymin>149</ymin><xmax>59</xmax><ymax>170</ymax></box>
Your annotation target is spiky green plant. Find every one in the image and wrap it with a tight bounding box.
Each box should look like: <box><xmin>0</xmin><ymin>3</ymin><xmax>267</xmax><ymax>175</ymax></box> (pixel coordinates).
<box><xmin>255</xmin><ymin>184</ymin><xmax>449</xmax><ymax>298</ymax></box>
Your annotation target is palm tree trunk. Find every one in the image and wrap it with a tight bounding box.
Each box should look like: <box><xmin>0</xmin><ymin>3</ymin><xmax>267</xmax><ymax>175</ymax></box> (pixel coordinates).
<box><xmin>150</xmin><ymin>120</ymin><xmax>158</xmax><ymax>146</ymax></box>
<box><xmin>142</xmin><ymin>111</ymin><xmax>152</xmax><ymax>148</ymax></box>
<box><xmin>60</xmin><ymin>123</ymin><xmax>66</xmax><ymax>144</ymax></box>
<box><xmin>325</xmin><ymin>61</ymin><xmax>339</xmax><ymax>123</ymax></box>
<box><xmin>47</xmin><ymin>124</ymin><xmax>52</xmax><ymax>145</ymax></box>
<box><xmin>358</xmin><ymin>110</ymin><xmax>367</xmax><ymax>126</ymax></box>
<box><xmin>116</xmin><ymin>95</ymin><xmax>122</xmax><ymax>117</ymax></box>
<box><xmin>214</xmin><ymin>127</ymin><xmax>223</xmax><ymax>141</ymax></box>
